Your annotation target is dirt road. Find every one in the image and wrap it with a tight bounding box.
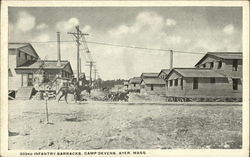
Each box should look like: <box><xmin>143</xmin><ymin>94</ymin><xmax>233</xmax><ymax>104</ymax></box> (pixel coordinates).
<box><xmin>8</xmin><ymin>100</ymin><xmax>242</xmax><ymax>149</ymax></box>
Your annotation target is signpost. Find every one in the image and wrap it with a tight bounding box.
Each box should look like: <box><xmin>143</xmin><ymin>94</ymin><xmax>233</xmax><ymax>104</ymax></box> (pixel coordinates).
<box><xmin>43</xmin><ymin>91</ymin><xmax>49</xmax><ymax>124</ymax></box>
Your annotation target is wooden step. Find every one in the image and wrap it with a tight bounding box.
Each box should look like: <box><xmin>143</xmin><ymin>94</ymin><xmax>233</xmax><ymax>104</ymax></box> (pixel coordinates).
<box><xmin>16</xmin><ymin>87</ymin><xmax>34</xmax><ymax>100</ymax></box>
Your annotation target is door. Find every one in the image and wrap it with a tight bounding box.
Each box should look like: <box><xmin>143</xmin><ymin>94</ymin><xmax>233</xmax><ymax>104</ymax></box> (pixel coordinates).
<box><xmin>28</xmin><ymin>73</ymin><xmax>33</xmax><ymax>86</ymax></box>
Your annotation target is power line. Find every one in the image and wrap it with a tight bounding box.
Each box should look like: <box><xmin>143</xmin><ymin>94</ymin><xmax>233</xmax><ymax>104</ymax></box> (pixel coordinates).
<box><xmin>23</xmin><ymin>40</ymin><xmax>205</xmax><ymax>55</ymax></box>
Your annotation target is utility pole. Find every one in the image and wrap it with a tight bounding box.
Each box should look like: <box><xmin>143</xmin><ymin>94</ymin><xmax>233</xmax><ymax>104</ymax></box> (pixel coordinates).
<box><xmin>79</xmin><ymin>58</ymin><xmax>82</xmax><ymax>75</ymax></box>
<box><xmin>94</xmin><ymin>68</ymin><xmax>98</xmax><ymax>81</ymax></box>
<box><xmin>86</xmin><ymin>61</ymin><xmax>96</xmax><ymax>86</ymax></box>
<box><xmin>68</xmin><ymin>26</ymin><xmax>88</xmax><ymax>82</ymax></box>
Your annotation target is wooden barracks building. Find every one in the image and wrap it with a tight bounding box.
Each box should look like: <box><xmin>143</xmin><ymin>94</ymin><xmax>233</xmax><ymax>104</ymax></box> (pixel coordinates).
<box><xmin>140</xmin><ymin>73</ymin><xmax>165</xmax><ymax>95</ymax></box>
<box><xmin>129</xmin><ymin>52</ymin><xmax>242</xmax><ymax>101</ymax></box>
<box><xmin>165</xmin><ymin>52</ymin><xmax>242</xmax><ymax>100</ymax></box>
<box><xmin>8</xmin><ymin>43</ymin><xmax>73</xmax><ymax>99</ymax></box>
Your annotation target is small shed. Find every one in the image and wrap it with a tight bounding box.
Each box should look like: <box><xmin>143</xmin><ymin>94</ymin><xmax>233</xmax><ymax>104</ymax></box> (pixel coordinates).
<box><xmin>140</xmin><ymin>77</ymin><xmax>166</xmax><ymax>95</ymax></box>
<box><xmin>128</xmin><ymin>77</ymin><xmax>142</xmax><ymax>92</ymax></box>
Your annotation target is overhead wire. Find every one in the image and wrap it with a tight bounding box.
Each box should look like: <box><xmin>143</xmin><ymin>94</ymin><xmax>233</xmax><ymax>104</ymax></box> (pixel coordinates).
<box><xmin>25</xmin><ymin>40</ymin><xmax>205</xmax><ymax>55</ymax></box>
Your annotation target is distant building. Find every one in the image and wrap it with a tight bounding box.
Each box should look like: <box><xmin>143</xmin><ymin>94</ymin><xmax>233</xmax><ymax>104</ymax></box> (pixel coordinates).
<box><xmin>140</xmin><ymin>73</ymin><xmax>159</xmax><ymax>78</ymax></box>
<box><xmin>140</xmin><ymin>77</ymin><xmax>165</xmax><ymax>95</ymax></box>
<box><xmin>158</xmin><ymin>69</ymin><xmax>171</xmax><ymax>79</ymax></box>
<box><xmin>123</xmin><ymin>81</ymin><xmax>129</xmax><ymax>90</ymax></box>
<box><xmin>128</xmin><ymin>77</ymin><xmax>142</xmax><ymax>92</ymax></box>
<box><xmin>140</xmin><ymin>73</ymin><xmax>165</xmax><ymax>95</ymax></box>
<box><xmin>165</xmin><ymin>52</ymin><xmax>242</xmax><ymax>98</ymax></box>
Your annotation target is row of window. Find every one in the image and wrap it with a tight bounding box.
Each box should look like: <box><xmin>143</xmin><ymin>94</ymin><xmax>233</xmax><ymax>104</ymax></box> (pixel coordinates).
<box><xmin>193</xmin><ymin>78</ymin><xmax>239</xmax><ymax>90</ymax></box>
<box><xmin>134</xmin><ymin>78</ymin><xmax>240</xmax><ymax>91</ymax></box>
<box><xmin>200</xmin><ymin>59</ymin><xmax>239</xmax><ymax>71</ymax></box>
<box><xmin>168</xmin><ymin>78</ymin><xmax>183</xmax><ymax>87</ymax></box>
<box><xmin>201</xmin><ymin>61</ymin><xmax>222</xmax><ymax>69</ymax></box>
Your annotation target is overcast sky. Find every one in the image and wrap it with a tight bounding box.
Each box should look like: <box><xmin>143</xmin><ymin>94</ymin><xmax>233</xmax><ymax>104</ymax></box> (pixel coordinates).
<box><xmin>9</xmin><ymin>7</ymin><xmax>242</xmax><ymax>80</ymax></box>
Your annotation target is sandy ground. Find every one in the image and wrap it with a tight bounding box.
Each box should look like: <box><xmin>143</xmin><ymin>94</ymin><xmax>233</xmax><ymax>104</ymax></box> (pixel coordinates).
<box><xmin>8</xmin><ymin>100</ymin><xmax>242</xmax><ymax>150</ymax></box>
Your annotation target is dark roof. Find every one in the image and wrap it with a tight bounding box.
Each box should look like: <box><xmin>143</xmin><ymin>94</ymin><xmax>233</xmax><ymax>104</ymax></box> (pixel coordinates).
<box><xmin>195</xmin><ymin>52</ymin><xmax>242</xmax><ymax>66</ymax></box>
<box><xmin>15</xmin><ymin>60</ymin><xmax>73</xmax><ymax>73</ymax></box>
<box><xmin>129</xmin><ymin>77</ymin><xmax>142</xmax><ymax>84</ymax></box>
<box><xmin>215</xmin><ymin>71</ymin><xmax>242</xmax><ymax>78</ymax></box>
<box><xmin>141</xmin><ymin>78</ymin><xmax>165</xmax><ymax>85</ymax></box>
<box><xmin>158</xmin><ymin>69</ymin><xmax>171</xmax><ymax>76</ymax></box>
<box><xmin>140</xmin><ymin>73</ymin><xmax>159</xmax><ymax>78</ymax></box>
<box><xmin>8</xmin><ymin>43</ymin><xmax>39</xmax><ymax>58</ymax></box>
<box><xmin>166</xmin><ymin>68</ymin><xmax>225</xmax><ymax>79</ymax></box>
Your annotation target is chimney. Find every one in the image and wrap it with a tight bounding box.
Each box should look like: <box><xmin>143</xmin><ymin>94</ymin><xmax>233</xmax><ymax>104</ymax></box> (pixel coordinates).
<box><xmin>169</xmin><ymin>50</ymin><xmax>173</xmax><ymax>69</ymax></box>
<box><xmin>56</xmin><ymin>32</ymin><xmax>61</xmax><ymax>66</ymax></box>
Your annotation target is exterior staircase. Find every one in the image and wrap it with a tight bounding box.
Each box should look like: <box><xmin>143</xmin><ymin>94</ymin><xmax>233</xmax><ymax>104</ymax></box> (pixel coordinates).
<box><xmin>16</xmin><ymin>87</ymin><xmax>34</xmax><ymax>100</ymax></box>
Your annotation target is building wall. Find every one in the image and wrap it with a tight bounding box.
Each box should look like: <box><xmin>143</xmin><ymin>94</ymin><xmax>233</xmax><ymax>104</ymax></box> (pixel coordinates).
<box><xmin>128</xmin><ymin>83</ymin><xmax>140</xmax><ymax>90</ymax></box>
<box><xmin>8</xmin><ymin>50</ymin><xmax>22</xmax><ymax>90</ymax></box>
<box><xmin>196</xmin><ymin>57</ymin><xmax>242</xmax><ymax>78</ymax></box>
<box><xmin>140</xmin><ymin>81</ymin><xmax>165</xmax><ymax>95</ymax></box>
<box><xmin>159</xmin><ymin>72</ymin><xmax>166</xmax><ymax>79</ymax></box>
<box><xmin>166</xmin><ymin>77</ymin><xmax>242</xmax><ymax>98</ymax></box>
<box><xmin>218</xmin><ymin>59</ymin><xmax>242</xmax><ymax>77</ymax></box>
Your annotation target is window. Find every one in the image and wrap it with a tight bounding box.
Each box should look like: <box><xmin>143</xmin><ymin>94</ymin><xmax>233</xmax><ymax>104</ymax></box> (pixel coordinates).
<box><xmin>25</xmin><ymin>54</ymin><xmax>28</xmax><ymax>60</ymax></box>
<box><xmin>150</xmin><ymin>84</ymin><xmax>154</xmax><ymax>91</ymax></box>
<box><xmin>28</xmin><ymin>73</ymin><xmax>33</xmax><ymax>79</ymax></box>
<box><xmin>218</xmin><ymin>61</ymin><xmax>222</xmax><ymax>69</ymax></box>
<box><xmin>18</xmin><ymin>52</ymin><xmax>21</xmax><ymax>57</ymax></box>
<box><xmin>193</xmin><ymin>78</ymin><xmax>198</xmax><ymax>89</ymax></box>
<box><xmin>210</xmin><ymin>62</ymin><xmax>214</xmax><ymax>69</ymax></box>
<box><xmin>133</xmin><ymin>84</ymin><xmax>136</xmax><ymax>87</ymax></box>
<box><xmin>232</xmin><ymin>79</ymin><xmax>238</xmax><ymax>90</ymax></box>
<box><xmin>8</xmin><ymin>68</ymin><xmax>13</xmax><ymax>77</ymax></box>
<box><xmin>210</xmin><ymin>78</ymin><xmax>215</xmax><ymax>84</ymax></box>
<box><xmin>203</xmin><ymin>64</ymin><xmax>206</xmax><ymax>68</ymax></box>
<box><xmin>174</xmin><ymin>79</ymin><xmax>178</xmax><ymax>86</ymax></box>
<box><xmin>169</xmin><ymin>80</ymin><xmax>173</xmax><ymax>87</ymax></box>
<box><xmin>233</xmin><ymin>59</ymin><xmax>238</xmax><ymax>71</ymax></box>
<box><xmin>180</xmin><ymin>78</ymin><xmax>183</xmax><ymax>90</ymax></box>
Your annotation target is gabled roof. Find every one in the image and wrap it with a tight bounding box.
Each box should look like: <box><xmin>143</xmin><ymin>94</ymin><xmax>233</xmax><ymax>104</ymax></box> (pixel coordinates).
<box><xmin>15</xmin><ymin>60</ymin><xmax>73</xmax><ymax>74</ymax></box>
<box><xmin>8</xmin><ymin>43</ymin><xmax>30</xmax><ymax>49</ymax></box>
<box><xmin>8</xmin><ymin>43</ymin><xmax>39</xmax><ymax>58</ymax></box>
<box><xmin>129</xmin><ymin>77</ymin><xmax>142</xmax><ymax>84</ymax></box>
<box><xmin>140</xmin><ymin>73</ymin><xmax>159</xmax><ymax>78</ymax></box>
<box><xmin>195</xmin><ymin>52</ymin><xmax>242</xmax><ymax>67</ymax></box>
<box><xmin>158</xmin><ymin>69</ymin><xmax>171</xmax><ymax>76</ymax></box>
<box><xmin>141</xmin><ymin>78</ymin><xmax>165</xmax><ymax>85</ymax></box>
<box><xmin>166</xmin><ymin>68</ymin><xmax>226</xmax><ymax>79</ymax></box>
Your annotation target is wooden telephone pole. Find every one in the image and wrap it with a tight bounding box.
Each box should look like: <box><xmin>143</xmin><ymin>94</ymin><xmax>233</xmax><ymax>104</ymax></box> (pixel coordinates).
<box><xmin>68</xmin><ymin>26</ymin><xmax>88</xmax><ymax>82</ymax></box>
<box><xmin>94</xmin><ymin>68</ymin><xmax>98</xmax><ymax>81</ymax></box>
